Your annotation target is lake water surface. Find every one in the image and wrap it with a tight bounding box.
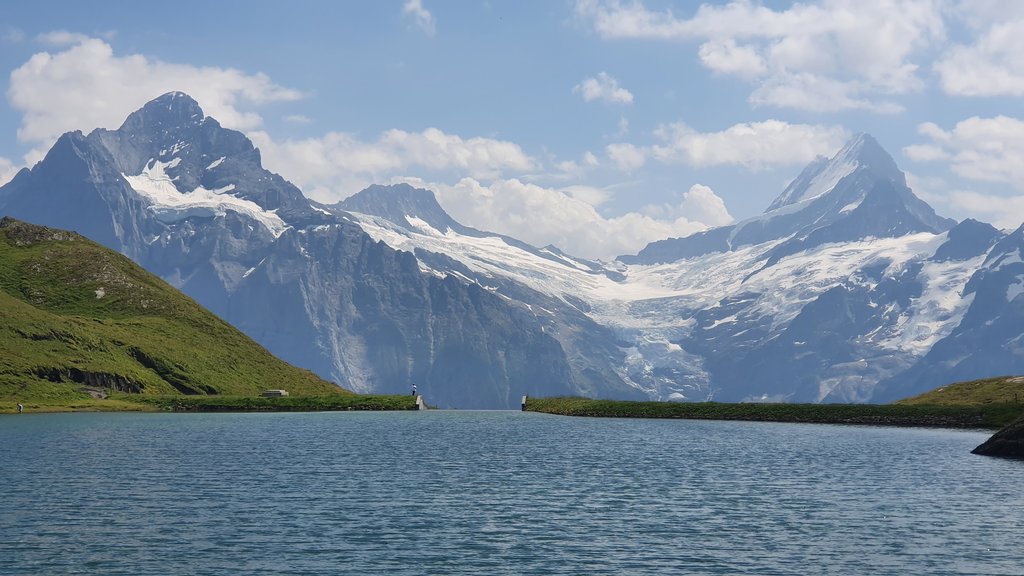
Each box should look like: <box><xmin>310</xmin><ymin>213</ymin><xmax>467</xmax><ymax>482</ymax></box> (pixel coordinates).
<box><xmin>1</xmin><ymin>411</ymin><xmax>1021</xmax><ymax>575</ymax></box>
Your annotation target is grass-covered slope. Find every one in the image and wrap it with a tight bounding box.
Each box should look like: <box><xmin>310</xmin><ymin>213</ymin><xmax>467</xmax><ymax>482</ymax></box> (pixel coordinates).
<box><xmin>0</xmin><ymin>217</ymin><xmax>344</xmax><ymax>404</ymax></box>
<box><xmin>899</xmin><ymin>376</ymin><xmax>1024</xmax><ymax>458</ymax></box>
<box><xmin>895</xmin><ymin>375</ymin><xmax>1024</xmax><ymax>406</ymax></box>
<box><xmin>523</xmin><ymin>397</ymin><xmax>1021</xmax><ymax>428</ymax></box>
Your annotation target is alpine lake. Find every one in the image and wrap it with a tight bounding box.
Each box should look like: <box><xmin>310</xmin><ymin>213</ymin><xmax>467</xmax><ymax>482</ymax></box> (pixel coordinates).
<box><xmin>1</xmin><ymin>410</ymin><xmax>1021</xmax><ymax>575</ymax></box>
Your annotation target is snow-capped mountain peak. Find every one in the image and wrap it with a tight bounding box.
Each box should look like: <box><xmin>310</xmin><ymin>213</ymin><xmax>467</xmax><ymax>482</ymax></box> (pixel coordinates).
<box><xmin>336</xmin><ymin>183</ymin><xmax>461</xmax><ymax>233</ymax></box>
<box><xmin>624</xmin><ymin>133</ymin><xmax>954</xmax><ymax>265</ymax></box>
<box><xmin>766</xmin><ymin>133</ymin><xmax>902</xmax><ymax>213</ymax></box>
<box><xmin>4</xmin><ymin>93</ymin><xmax>1023</xmax><ymax>408</ymax></box>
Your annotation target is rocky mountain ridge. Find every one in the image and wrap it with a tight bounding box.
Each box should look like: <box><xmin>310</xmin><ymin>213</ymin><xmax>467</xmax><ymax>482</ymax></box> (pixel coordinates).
<box><xmin>3</xmin><ymin>92</ymin><xmax>1024</xmax><ymax>406</ymax></box>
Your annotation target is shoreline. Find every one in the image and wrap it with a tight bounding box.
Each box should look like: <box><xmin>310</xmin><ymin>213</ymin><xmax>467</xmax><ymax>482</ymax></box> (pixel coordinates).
<box><xmin>1</xmin><ymin>394</ymin><xmax>419</xmax><ymax>414</ymax></box>
<box><xmin>523</xmin><ymin>397</ymin><xmax>1024</xmax><ymax>430</ymax></box>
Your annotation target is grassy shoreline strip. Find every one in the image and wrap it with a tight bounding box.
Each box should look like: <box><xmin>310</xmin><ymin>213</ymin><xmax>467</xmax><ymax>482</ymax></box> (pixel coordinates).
<box><xmin>525</xmin><ymin>397</ymin><xmax>1024</xmax><ymax>429</ymax></box>
<box><xmin>134</xmin><ymin>394</ymin><xmax>419</xmax><ymax>412</ymax></box>
<box><xmin>2</xmin><ymin>394</ymin><xmax>418</xmax><ymax>413</ymax></box>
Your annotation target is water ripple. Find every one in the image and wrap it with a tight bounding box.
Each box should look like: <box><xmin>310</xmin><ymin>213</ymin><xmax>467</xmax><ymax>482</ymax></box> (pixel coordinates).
<box><xmin>1</xmin><ymin>411</ymin><xmax>1021</xmax><ymax>575</ymax></box>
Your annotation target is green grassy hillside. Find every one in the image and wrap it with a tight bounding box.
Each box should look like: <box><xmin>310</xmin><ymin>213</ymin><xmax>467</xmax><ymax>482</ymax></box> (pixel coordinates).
<box><xmin>0</xmin><ymin>217</ymin><xmax>345</xmax><ymax>405</ymax></box>
<box><xmin>523</xmin><ymin>397</ymin><xmax>1022</xmax><ymax>428</ymax></box>
<box><xmin>895</xmin><ymin>376</ymin><xmax>1024</xmax><ymax>406</ymax></box>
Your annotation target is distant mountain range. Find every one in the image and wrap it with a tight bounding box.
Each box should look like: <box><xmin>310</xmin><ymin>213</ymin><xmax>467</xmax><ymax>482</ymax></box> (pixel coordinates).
<box><xmin>3</xmin><ymin>92</ymin><xmax>1023</xmax><ymax>407</ymax></box>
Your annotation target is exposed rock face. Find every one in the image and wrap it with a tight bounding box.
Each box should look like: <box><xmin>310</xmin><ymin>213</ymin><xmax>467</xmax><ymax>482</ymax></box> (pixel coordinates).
<box><xmin>973</xmin><ymin>417</ymin><xmax>1024</xmax><ymax>458</ymax></box>
<box><xmin>0</xmin><ymin>93</ymin><xmax>604</xmax><ymax>408</ymax></box>
<box><xmin>5</xmin><ymin>92</ymin><xmax>1024</xmax><ymax>406</ymax></box>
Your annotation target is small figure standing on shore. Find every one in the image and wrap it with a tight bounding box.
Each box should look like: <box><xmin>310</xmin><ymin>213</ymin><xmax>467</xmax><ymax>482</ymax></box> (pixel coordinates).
<box><xmin>412</xmin><ymin>384</ymin><xmax>417</xmax><ymax>397</ymax></box>
<box><xmin>17</xmin><ymin>403</ymin><xmax>23</xmax><ymax>414</ymax></box>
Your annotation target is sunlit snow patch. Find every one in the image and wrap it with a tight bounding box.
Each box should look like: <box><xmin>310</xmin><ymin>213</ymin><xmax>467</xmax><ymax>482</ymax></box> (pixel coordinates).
<box><xmin>123</xmin><ymin>159</ymin><xmax>288</xmax><ymax>237</ymax></box>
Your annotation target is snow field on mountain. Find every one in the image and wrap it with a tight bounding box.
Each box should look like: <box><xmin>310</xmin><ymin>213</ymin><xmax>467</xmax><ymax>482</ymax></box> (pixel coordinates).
<box><xmin>123</xmin><ymin>159</ymin><xmax>289</xmax><ymax>237</ymax></box>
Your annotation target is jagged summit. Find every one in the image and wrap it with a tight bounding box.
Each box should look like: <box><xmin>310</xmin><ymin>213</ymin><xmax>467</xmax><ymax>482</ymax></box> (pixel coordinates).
<box><xmin>767</xmin><ymin>133</ymin><xmax>902</xmax><ymax>213</ymax></box>
<box><xmin>4</xmin><ymin>94</ymin><xmax>1024</xmax><ymax>407</ymax></box>
<box><xmin>623</xmin><ymin>132</ymin><xmax>954</xmax><ymax>265</ymax></box>
<box><xmin>1</xmin><ymin>92</ymin><xmax>327</xmax><ymax>251</ymax></box>
<box><xmin>338</xmin><ymin>183</ymin><xmax>462</xmax><ymax>233</ymax></box>
<box><xmin>117</xmin><ymin>91</ymin><xmax>206</xmax><ymax>136</ymax></box>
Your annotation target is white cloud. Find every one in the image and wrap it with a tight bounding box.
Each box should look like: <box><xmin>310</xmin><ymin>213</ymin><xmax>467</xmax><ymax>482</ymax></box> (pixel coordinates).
<box><xmin>35</xmin><ymin>30</ymin><xmax>91</xmax><ymax>46</ymax></box>
<box><xmin>563</xmin><ymin>184</ymin><xmax>612</xmax><ymax>207</ymax></box>
<box><xmin>698</xmin><ymin>38</ymin><xmax>766</xmax><ymax>80</ymax></box>
<box><xmin>609</xmin><ymin>120</ymin><xmax>846</xmax><ymax>171</ymax></box>
<box><xmin>249</xmin><ymin>127</ymin><xmax>538</xmax><ymax>201</ymax></box>
<box><xmin>553</xmin><ymin>150</ymin><xmax>601</xmax><ymax>179</ymax></box>
<box><xmin>902</xmin><ymin>144</ymin><xmax>949</xmax><ymax>162</ymax></box>
<box><xmin>406</xmin><ymin>177</ymin><xmax>731</xmax><ymax>259</ymax></box>
<box><xmin>575</xmin><ymin>0</ymin><xmax>945</xmax><ymax>113</ymax></box>
<box><xmin>7</xmin><ymin>37</ymin><xmax>303</xmax><ymax>146</ymax></box>
<box><xmin>679</xmin><ymin>184</ymin><xmax>733</xmax><ymax>227</ymax></box>
<box><xmin>0</xmin><ymin>156</ymin><xmax>19</xmax><ymax>187</ymax></box>
<box><xmin>284</xmin><ymin>114</ymin><xmax>312</xmax><ymax>124</ymax></box>
<box><xmin>946</xmin><ymin>190</ymin><xmax>1024</xmax><ymax>230</ymax></box>
<box><xmin>935</xmin><ymin>18</ymin><xmax>1024</xmax><ymax>96</ymax></box>
<box><xmin>402</xmin><ymin>0</ymin><xmax>436</xmax><ymax>36</ymax></box>
<box><xmin>908</xmin><ymin>116</ymin><xmax>1024</xmax><ymax>188</ymax></box>
<box><xmin>605</xmin><ymin>142</ymin><xmax>646</xmax><ymax>171</ymax></box>
<box><xmin>574</xmin><ymin>72</ymin><xmax>634</xmax><ymax>105</ymax></box>
<box><xmin>749</xmin><ymin>72</ymin><xmax>903</xmax><ymax>114</ymax></box>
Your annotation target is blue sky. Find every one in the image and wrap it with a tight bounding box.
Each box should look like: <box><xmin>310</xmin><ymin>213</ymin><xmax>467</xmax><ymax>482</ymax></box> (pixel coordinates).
<box><xmin>2</xmin><ymin>1</ymin><xmax>1024</xmax><ymax>258</ymax></box>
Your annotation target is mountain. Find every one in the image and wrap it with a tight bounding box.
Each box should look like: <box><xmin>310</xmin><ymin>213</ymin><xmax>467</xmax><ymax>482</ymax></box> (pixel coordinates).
<box><xmin>622</xmin><ymin>134</ymin><xmax>955</xmax><ymax>265</ymax></box>
<box><xmin>0</xmin><ymin>93</ymin><xmax>609</xmax><ymax>408</ymax></box>
<box><xmin>333</xmin><ymin>184</ymin><xmax>644</xmax><ymax>402</ymax></box>
<box><xmin>875</xmin><ymin>223</ymin><xmax>1024</xmax><ymax>401</ymax></box>
<box><xmin>0</xmin><ymin>217</ymin><xmax>340</xmax><ymax>401</ymax></box>
<box><xmin>335</xmin><ymin>136</ymin><xmax>1022</xmax><ymax>404</ymax></box>
<box><xmin>4</xmin><ymin>92</ymin><xmax>1024</xmax><ymax>406</ymax></box>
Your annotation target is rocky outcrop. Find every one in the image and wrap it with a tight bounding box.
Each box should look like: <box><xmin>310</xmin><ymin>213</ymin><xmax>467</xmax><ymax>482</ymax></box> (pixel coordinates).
<box><xmin>973</xmin><ymin>416</ymin><xmax>1024</xmax><ymax>458</ymax></box>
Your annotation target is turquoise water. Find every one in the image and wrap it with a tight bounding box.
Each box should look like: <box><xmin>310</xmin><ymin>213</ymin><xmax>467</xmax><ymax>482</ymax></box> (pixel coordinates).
<box><xmin>1</xmin><ymin>411</ymin><xmax>1021</xmax><ymax>575</ymax></box>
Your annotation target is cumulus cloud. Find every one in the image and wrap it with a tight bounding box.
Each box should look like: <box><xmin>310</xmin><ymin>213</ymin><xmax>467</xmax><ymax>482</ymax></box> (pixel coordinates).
<box><xmin>574</xmin><ymin>72</ymin><xmax>634</xmax><ymax>104</ymax></box>
<box><xmin>553</xmin><ymin>151</ymin><xmax>602</xmax><ymax>180</ymax></box>
<box><xmin>7</xmin><ymin>37</ymin><xmax>303</xmax><ymax>147</ymax></box>
<box><xmin>562</xmin><ymin>184</ymin><xmax>611</xmax><ymax>207</ymax></box>
<box><xmin>399</xmin><ymin>177</ymin><xmax>731</xmax><ymax>259</ymax></box>
<box><xmin>574</xmin><ymin>0</ymin><xmax>944</xmax><ymax>113</ymax></box>
<box><xmin>902</xmin><ymin>144</ymin><xmax>949</xmax><ymax>162</ymax></box>
<box><xmin>749</xmin><ymin>72</ymin><xmax>904</xmax><ymax>114</ymax></box>
<box><xmin>35</xmin><ymin>30</ymin><xmax>91</xmax><ymax>46</ymax></box>
<box><xmin>935</xmin><ymin>18</ymin><xmax>1024</xmax><ymax>96</ymax></box>
<box><xmin>402</xmin><ymin>0</ymin><xmax>436</xmax><ymax>36</ymax></box>
<box><xmin>607</xmin><ymin>120</ymin><xmax>847</xmax><ymax>171</ymax></box>
<box><xmin>0</xmin><ymin>156</ymin><xmax>19</xmax><ymax>187</ymax></box>
<box><xmin>698</xmin><ymin>38</ymin><xmax>766</xmax><ymax>80</ymax></box>
<box><xmin>944</xmin><ymin>190</ymin><xmax>1024</xmax><ymax>230</ymax></box>
<box><xmin>907</xmin><ymin>116</ymin><xmax>1024</xmax><ymax>188</ymax></box>
<box><xmin>678</xmin><ymin>184</ymin><xmax>733</xmax><ymax>226</ymax></box>
<box><xmin>605</xmin><ymin>142</ymin><xmax>646</xmax><ymax>171</ymax></box>
<box><xmin>249</xmin><ymin>127</ymin><xmax>538</xmax><ymax>201</ymax></box>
